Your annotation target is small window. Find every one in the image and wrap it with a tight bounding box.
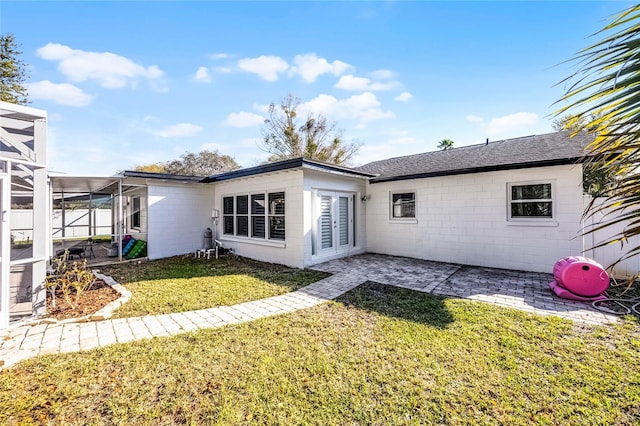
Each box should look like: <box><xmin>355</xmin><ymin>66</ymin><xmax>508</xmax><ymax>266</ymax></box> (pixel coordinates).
<box><xmin>131</xmin><ymin>196</ymin><xmax>141</xmax><ymax>228</ymax></box>
<box><xmin>508</xmin><ymin>183</ymin><xmax>553</xmax><ymax>220</ymax></box>
<box><xmin>391</xmin><ymin>192</ymin><xmax>415</xmax><ymax>219</ymax></box>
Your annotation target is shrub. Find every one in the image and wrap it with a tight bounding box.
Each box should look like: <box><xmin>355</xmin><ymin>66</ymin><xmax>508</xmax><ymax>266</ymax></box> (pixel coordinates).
<box><xmin>45</xmin><ymin>251</ymin><xmax>96</xmax><ymax>309</ymax></box>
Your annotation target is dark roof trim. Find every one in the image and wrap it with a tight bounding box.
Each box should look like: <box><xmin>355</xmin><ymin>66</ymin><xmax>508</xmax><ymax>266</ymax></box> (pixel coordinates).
<box><xmin>202</xmin><ymin>158</ymin><xmax>375</xmax><ymax>183</ymax></box>
<box><xmin>369</xmin><ymin>157</ymin><xmax>584</xmax><ymax>184</ymax></box>
<box><xmin>121</xmin><ymin>170</ymin><xmax>204</xmax><ymax>182</ymax></box>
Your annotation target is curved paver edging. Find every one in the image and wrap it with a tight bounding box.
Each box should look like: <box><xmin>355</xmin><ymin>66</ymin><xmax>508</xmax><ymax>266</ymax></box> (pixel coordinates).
<box><xmin>89</xmin><ymin>271</ymin><xmax>131</xmax><ymax>321</ymax></box>
<box><xmin>8</xmin><ymin>271</ymin><xmax>130</xmax><ymax>329</ymax></box>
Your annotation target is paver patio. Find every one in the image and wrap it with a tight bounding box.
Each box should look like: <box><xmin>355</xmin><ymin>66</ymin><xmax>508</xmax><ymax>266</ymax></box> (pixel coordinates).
<box><xmin>0</xmin><ymin>254</ymin><xmax>620</xmax><ymax>370</ymax></box>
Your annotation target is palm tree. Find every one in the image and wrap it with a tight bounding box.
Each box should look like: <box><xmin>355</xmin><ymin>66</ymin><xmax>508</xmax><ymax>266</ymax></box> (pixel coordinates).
<box><xmin>437</xmin><ymin>139</ymin><xmax>454</xmax><ymax>150</ymax></box>
<box><xmin>557</xmin><ymin>5</ymin><xmax>640</xmax><ymax>265</ymax></box>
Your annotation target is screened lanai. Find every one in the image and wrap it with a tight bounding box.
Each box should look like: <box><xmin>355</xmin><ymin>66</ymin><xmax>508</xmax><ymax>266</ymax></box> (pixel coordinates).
<box><xmin>50</xmin><ymin>175</ymin><xmax>149</xmax><ymax>266</ymax></box>
<box><xmin>0</xmin><ymin>101</ymin><xmax>48</xmax><ymax>328</ymax></box>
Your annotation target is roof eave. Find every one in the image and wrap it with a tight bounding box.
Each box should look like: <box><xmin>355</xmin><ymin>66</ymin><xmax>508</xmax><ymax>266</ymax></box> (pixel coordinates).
<box><xmin>202</xmin><ymin>158</ymin><xmax>375</xmax><ymax>183</ymax></box>
<box><xmin>368</xmin><ymin>157</ymin><xmax>584</xmax><ymax>184</ymax></box>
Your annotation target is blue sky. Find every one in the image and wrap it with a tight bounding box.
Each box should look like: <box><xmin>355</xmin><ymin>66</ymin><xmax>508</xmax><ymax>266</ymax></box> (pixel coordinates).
<box><xmin>1</xmin><ymin>1</ymin><xmax>630</xmax><ymax>176</ymax></box>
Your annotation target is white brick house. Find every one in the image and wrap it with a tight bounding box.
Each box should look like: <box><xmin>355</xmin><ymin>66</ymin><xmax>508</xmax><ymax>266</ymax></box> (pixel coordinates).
<box><xmin>118</xmin><ymin>131</ymin><xmax>594</xmax><ymax>274</ymax></box>
<box><xmin>47</xmin><ymin>131</ymin><xmax>596</xmax><ymax>275</ymax></box>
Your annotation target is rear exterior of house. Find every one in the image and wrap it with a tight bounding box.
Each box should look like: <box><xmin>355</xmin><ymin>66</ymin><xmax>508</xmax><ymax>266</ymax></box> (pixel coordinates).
<box><xmin>123</xmin><ymin>132</ymin><xmax>594</xmax><ymax>274</ymax></box>
<box><xmin>6</xmin><ymin>128</ymin><xmax>627</xmax><ymax>329</ymax></box>
<box><xmin>359</xmin><ymin>132</ymin><xmax>591</xmax><ymax>273</ymax></box>
<box><xmin>203</xmin><ymin>159</ymin><xmax>371</xmax><ymax>268</ymax></box>
<box><xmin>365</xmin><ymin>164</ymin><xmax>585</xmax><ymax>273</ymax></box>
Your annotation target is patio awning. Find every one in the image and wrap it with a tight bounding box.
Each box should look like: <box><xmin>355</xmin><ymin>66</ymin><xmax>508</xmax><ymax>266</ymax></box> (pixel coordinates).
<box><xmin>50</xmin><ymin>176</ymin><xmax>122</xmax><ymax>194</ymax></box>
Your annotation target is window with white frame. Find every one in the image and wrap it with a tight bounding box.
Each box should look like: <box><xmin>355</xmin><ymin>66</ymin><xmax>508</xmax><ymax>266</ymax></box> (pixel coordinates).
<box><xmin>223</xmin><ymin>191</ymin><xmax>285</xmax><ymax>240</ymax></box>
<box><xmin>390</xmin><ymin>191</ymin><xmax>416</xmax><ymax>219</ymax></box>
<box><xmin>131</xmin><ymin>196</ymin><xmax>141</xmax><ymax>229</ymax></box>
<box><xmin>508</xmin><ymin>182</ymin><xmax>554</xmax><ymax>220</ymax></box>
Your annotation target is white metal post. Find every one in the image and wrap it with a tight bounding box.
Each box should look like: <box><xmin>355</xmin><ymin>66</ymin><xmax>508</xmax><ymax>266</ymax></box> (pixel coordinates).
<box><xmin>118</xmin><ymin>178</ymin><xmax>123</xmax><ymax>262</ymax></box>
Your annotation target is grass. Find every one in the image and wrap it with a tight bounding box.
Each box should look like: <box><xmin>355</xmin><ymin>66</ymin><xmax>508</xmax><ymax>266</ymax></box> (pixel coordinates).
<box><xmin>1</xmin><ymin>282</ymin><xmax>639</xmax><ymax>425</ymax></box>
<box><xmin>99</xmin><ymin>255</ymin><xmax>329</xmax><ymax>318</ymax></box>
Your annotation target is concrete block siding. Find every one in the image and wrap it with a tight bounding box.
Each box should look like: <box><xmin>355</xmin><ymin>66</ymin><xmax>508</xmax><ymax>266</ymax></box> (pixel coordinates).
<box><xmin>365</xmin><ymin>164</ymin><xmax>585</xmax><ymax>273</ymax></box>
<box><xmin>215</xmin><ymin>169</ymin><xmax>305</xmax><ymax>268</ymax></box>
<box><xmin>147</xmin><ymin>183</ymin><xmax>214</xmax><ymax>259</ymax></box>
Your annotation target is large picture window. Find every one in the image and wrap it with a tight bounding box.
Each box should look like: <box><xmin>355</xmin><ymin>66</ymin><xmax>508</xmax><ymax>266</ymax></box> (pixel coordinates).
<box><xmin>223</xmin><ymin>191</ymin><xmax>285</xmax><ymax>241</ymax></box>
<box><xmin>508</xmin><ymin>182</ymin><xmax>553</xmax><ymax>220</ymax></box>
<box><xmin>390</xmin><ymin>192</ymin><xmax>416</xmax><ymax>219</ymax></box>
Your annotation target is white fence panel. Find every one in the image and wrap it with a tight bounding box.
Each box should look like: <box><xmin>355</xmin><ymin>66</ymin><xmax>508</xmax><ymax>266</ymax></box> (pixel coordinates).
<box><xmin>583</xmin><ymin>196</ymin><xmax>640</xmax><ymax>279</ymax></box>
<box><xmin>12</xmin><ymin>209</ymin><xmax>112</xmax><ymax>241</ymax></box>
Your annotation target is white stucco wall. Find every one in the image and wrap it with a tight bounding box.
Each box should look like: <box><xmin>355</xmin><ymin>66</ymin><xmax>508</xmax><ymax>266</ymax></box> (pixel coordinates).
<box><xmin>302</xmin><ymin>169</ymin><xmax>368</xmax><ymax>266</ymax></box>
<box><xmin>365</xmin><ymin>164</ymin><xmax>585</xmax><ymax>273</ymax></box>
<box><xmin>214</xmin><ymin>169</ymin><xmax>304</xmax><ymax>268</ymax></box>
<box><xmin>146</xmin><ymin>183</ymin><xmax>214</xmax><ymax>259</ymax></box>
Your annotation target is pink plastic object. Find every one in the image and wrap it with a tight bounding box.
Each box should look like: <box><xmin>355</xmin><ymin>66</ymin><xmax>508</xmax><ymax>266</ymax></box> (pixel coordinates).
<box><xmin>552</xmin><ymin>256</ymin><xmax>610</xmax><ymax>297</ymax></box>
<box><xmin>549</xmin><ymin>280</ymin><xmax>607</xmax><ymax>302</ymax></box>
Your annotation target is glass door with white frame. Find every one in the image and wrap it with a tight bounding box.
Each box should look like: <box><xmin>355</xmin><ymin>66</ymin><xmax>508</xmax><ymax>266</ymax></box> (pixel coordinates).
<box><xmin>316</xmin><ymin>191</ymin><xmax>354</xmax><ymax>257</ymax></box>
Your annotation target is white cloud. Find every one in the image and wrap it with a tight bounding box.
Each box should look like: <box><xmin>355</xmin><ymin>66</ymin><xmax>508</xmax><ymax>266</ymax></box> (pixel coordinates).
<box><xmin>200</xmin><ymin>142</ymin><xmax>227</xmax><ymax>152</ymax></box>
<box><xmin>252</xmin><ymin>103</ymin><xmax>271</xmax><ymax>114</ymax></box>
<box><xmin>210</xmin><ymin>53</ymin><xmax>229</xmax><ymax>60</ymax></box>
<box><xmin>467</xmin><ymin>112</ymin><xmax>540</xmax><ymax>136</ymax></box>
<box><xmin>389</xmin><ymin>137</ymin><xmax>417</xmax><ymax>145</ymax></box>
<box><xmin>36</xmin><ymin>42</ymin><xmax>165</xmax><ymax>89</ymax></box>
<box><xmin>334</xmin><ymin>74</ymin><xmax>399</xmax><ymax>91</ymax></box>
<box><xmin>153</xmin><ymin>123</ymin><xmax>203</xmax><ymax>138</ymax></box>
<box><xmin>302</xmin><ymin>92</ymin><xmax>395</xmax><ymax>126</ymax></box>
<box><xmin>486</xmin><ymin>112</ymin><xmax>539</xmax><ymax>135</ymax></box>
<box><xmin>370</xmin><ymin>69</ymin><xmax>395</xmax><ymax>80</ymax></box>
<box><xmin>27</xmin><ymin>80</ymin><xmax>92</xmax><ymax>107</ymax></box>
<box><xmin>237</xmin><ymin>55</ymin><xmax>289</xmax><ymax>81</ymax></box>
<box><xmin>213</xmin><ymin>66</ymin><xmax>233</xmax><ymax>74</ymax></box>
<box><xmin>223</xmin><ymin>112</ymin><xmax>264</xmax><ymax>128</ymax></box>
<box><xmin>395</xmin><ymin>92</ymin><xmax>413</xmax><ymax>102</ymax></box>
<box><xmin>193</xmin><ymin>67</ymin><xmax>211</xmax><ymax>83</ymax></box>
<box><xmin>289</xmin><ymin>53</ymin><xmax>352</xmax><ymax>83</ymax></box>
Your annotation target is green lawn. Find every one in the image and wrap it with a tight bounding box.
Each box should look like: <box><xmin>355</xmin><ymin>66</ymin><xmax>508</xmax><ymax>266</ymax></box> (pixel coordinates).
<box><xmin>99</xmin><ymin>255</ymin><xmax>329</xmax><ymax>318</ymax></box>
<box><xmin>1</xmin><ymin>282</ymin><xmax>639</xmax><ymax>425</ymax></box>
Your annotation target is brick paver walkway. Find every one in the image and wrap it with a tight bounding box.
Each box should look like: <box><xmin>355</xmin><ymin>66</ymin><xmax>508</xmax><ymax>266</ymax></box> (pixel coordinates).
<box><xmin>0</xmin><ymin>254</ymin><xmax>620</xmax><ymax>370</ymax></box>
<box><xmin>312</xmin><ymin>254</ymin><xmax>620</xmax><ymax>325</ymax></box>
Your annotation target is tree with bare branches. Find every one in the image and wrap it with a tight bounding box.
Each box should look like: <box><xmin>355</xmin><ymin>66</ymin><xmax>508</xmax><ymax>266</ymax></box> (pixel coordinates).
<box><xmin>261</xmin><ymin>94</ymin><xmax>360</xmax><ymax>165</ymax></box>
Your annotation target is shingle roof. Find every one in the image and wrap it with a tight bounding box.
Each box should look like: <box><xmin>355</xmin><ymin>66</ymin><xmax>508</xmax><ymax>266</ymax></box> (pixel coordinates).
<box><xmin>202</xmin><ymin>157</ymin><xmax>375</xmax><ymax>183</ymax></box>
<box><xmin>121</xmin><ymin>170</ymin><xmax>204</xmax><ymax>182</ymax></box>
<box><xmin>356</xmin><ymin>131</ymin><xmax>594</xmax><ymax>183</ymax></box>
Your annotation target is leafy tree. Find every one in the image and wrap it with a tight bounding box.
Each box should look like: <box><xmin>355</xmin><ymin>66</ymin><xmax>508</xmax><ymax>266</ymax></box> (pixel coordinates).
<box><xmin>135</xmin><ymin>163</ymin><xmax>167</xmax><ymax>173</ymax></box>
<box><xmin>437</xmin><ymin>139</ymin><xmax>454</xmax><ymax>150</ymax></box>
<box><xmin>552</xmin><ymin>115</ymin><xmax>617</xmax><ymax>197</ymax></box>
<box><xmin>135</xmin><ymin>150</ymin><xmax>239</xmax><ymax>177</ymax></box>
<box><xmin>261</xmin><ymin>94</ymin><xmax>360</xmax><ymax>165</ymax></box>
<box><xmin>556</xmin><ymin>5</ymin><xmax>640</xmax><ymax>264</ymax></box>
<box><xmin>0</xmin><ymin>33</ymin><xmax>28</xmax><ymax>105</ymax></box>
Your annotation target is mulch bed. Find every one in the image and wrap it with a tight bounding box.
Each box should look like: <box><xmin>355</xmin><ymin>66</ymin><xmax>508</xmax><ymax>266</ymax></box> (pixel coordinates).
<box><xmin>46</xmin><ymin>280</ymin><xmax>120</xmax><ymax>320</ymax></box>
